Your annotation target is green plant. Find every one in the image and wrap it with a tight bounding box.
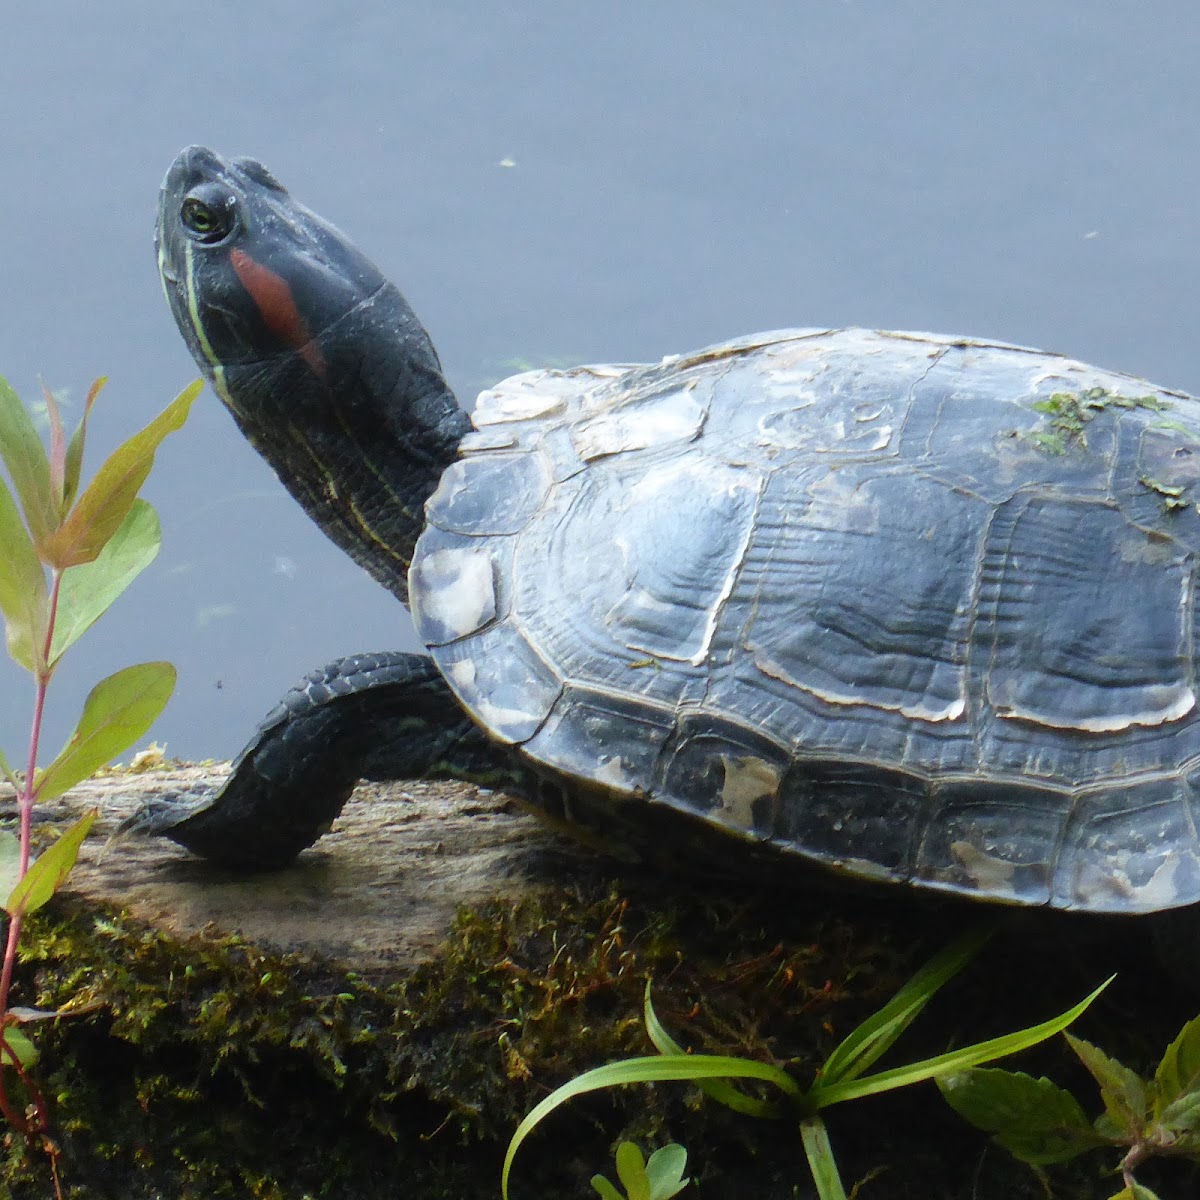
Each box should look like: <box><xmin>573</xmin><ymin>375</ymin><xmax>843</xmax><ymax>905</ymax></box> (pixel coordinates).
<box><xmin>0</xmin><ymin>373</ymin><xmax>198</xmax><ymax>1188</ymax></box>
<box><xmin>589</xmin><ymin>1141</ymin><xmax>690</xmax><ymax>1200</ymax></box>
<box><xmin>939</xmin><ymin>1012</ymin><xmax>1200</xmax><ymax>1200</ymax></box>
<box><xmin>502</xmin><ymin>930</ymin><xmax>1109</xmax><ymax>1200</ymax></box>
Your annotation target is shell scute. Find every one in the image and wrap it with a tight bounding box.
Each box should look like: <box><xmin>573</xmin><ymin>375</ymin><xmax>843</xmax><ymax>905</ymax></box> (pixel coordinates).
<box><xmin>409</xmin><ymin>542</ymin><xmax>496</xmax><ymax>645</ymax></box>
<box><xmin>657</xmin><ymin>714</ymin><xmax>791</xmax><ymax>840</ymax></box>
<box><xmin>771</xmin><ymin>760</ymin><xmax>929</xmax><ymax>883</ymax></box>
<box><xmin>978</xmin><ymin>494</ymin><xmax>1194</xmax><ymax>735</ymax></box>
<box><xmin>733</xmin><ymin>466</ymin><xmax>985</xmax><ymax>725</ymax></box>
<box><xmin>520</xmin><ymin>686</ymin><xmax>676</xmax><ymax>800</ymax></box>
<box><xmin>1053</xmin><ymin>778</ymin><xmax>1200</xmax><ymax>913</ymax></box>
<box><xmin>1112</xmin><ymin>421</ymin><xmax>1200</xmax><ymax>547</ymax></box>
<box><xmin>702</xmin><ymin>330</ymin><xmax>915</xmax><ymax>459</ymax></box>
<box><xmin>570</xmin><ymin>381</ymin><xmax>708</xmax><ymax>462</ymax></box>
<box><xmin>433</xmin><ymin>620</ymin><xmax>561</xmax><ymax>745</ymax></box>
<box><xmin>915</xmin><ymin>779</ymin><xmax>1073</xmax><ymax>906</ymax></box>
<box><xmin>424</xmin><ymin>450</ymin><xmax>548</xmax><ymax>536</ymax></box>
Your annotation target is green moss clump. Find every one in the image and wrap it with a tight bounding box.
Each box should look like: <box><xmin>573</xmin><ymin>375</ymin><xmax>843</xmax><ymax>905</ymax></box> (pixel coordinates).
<box><xmin>1</xmin><ymin>876</ymin><xmax>1197</xmax><ymax>1199</ymax></box>
<box><xmin>1024</xmin><ymin>387</ymin><xmax>1169</xmax><ymax>455</ymax></box>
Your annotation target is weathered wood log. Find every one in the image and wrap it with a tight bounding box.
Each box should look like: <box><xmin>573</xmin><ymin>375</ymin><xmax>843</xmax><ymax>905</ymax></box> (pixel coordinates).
<box><xmin>5</xmin><ymin>766</ymin><xmax>594</xmax><ymax>969</ymax></box>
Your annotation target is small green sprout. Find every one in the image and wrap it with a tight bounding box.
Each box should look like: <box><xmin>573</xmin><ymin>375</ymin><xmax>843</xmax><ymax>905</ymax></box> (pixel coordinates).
<box><xmin>590</xmin><ymin>1142</ymin><xmax>690</xmax><ymax>1200</ymax></box>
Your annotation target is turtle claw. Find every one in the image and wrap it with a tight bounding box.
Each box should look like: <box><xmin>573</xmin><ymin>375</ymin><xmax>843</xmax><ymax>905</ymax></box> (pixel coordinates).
<box><xmin>119</xmin><ymin>786</ymin><xmax>222</xmax><ymax>839</ymax></box>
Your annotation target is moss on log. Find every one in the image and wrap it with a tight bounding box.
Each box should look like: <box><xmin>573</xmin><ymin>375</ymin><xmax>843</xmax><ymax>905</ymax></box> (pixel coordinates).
<box><xmin>0</xmin><ymin>769</ymin><xmax>1195</xmax><ymax>1198</ymax></box>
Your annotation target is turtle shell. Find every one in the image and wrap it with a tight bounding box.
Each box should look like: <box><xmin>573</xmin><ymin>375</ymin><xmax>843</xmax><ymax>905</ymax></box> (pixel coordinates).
<box><xmin>410</xmin><ymin>327</ymin><xmax>1200</xmax><ymax>914</ymax></box>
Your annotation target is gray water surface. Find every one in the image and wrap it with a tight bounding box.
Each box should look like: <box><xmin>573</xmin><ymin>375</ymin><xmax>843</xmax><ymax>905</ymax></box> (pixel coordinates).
<box><xmin>1</xmin><ymin>1</ymin><xmax>1199</xmax><ymax>763</ymax></box>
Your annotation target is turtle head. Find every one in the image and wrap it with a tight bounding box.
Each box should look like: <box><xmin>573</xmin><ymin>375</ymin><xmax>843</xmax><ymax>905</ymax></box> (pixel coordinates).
<box><xmin>157</xmin><ymin>146</ymin><xmax>388</xmax><ymax>387</ymax></box>
<box><xmin>156</xmin><ymin>146</ymin><xmax>470</xmax><ymax>601</ymax></box>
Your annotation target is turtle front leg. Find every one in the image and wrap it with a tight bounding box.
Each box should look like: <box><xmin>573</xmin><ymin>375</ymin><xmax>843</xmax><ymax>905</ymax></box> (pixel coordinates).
<box><xmin>123</xmin><ymin>652</ymin><xmax>517</xmax><ymax>870</ymax></box>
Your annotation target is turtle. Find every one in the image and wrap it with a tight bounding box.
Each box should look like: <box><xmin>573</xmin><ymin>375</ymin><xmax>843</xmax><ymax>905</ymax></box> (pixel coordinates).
<box><xmin>138</xmin><ymin>143</ymin><xmax>1200</xmax><ymax>923</ymax></box>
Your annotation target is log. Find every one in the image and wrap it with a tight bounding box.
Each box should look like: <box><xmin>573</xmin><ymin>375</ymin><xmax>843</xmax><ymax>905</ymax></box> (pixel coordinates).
<box><xmin>5</xmin><ymin>766</ymin><xmax>593</xmax><ymax>970</ymax></box>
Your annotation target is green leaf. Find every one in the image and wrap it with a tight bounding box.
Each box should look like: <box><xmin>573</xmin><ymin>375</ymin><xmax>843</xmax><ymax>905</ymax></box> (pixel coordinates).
<box><xmin>41</xmin><ymin>380</ymin><xmax>200</xmax><ymax>569</ymax></box>
<box><xmin>49</xmin><ymin>499</ymin><xmax>161</xmax><ymax>663</ymax></box>
<box><xmin>501</xmin><ymin>1055</ymin><xmax>800</xmax><ymax>1199</ymax></box>
<box><xmin>644</xmin><ymin>1145</ymin><xmax>689</xmax><ymax>1200</ymax></box>
<box><xmin>43</xmin><ymin>383</ymin><xmax>67</xmax><ymax>511</ymax></box>
<box><xmin>615</xmin><ymin>1142</ymin><xmax>649</xmax><ymax>1200</ymax></box>
<box><xmin>0</xmin><ymin>1027</ymin><xmax>38</xmax><ymax>1070</ymax></box>
<box><xmin>1157</xmin><ymin>1087</ymin><xmax>1200</xmax><ymax>1138</ymax></box>
<box><xmin>62</xmin><ymin>377</ymin><xmax>104</xmax><ymax>513</ymax></box>
<box><xmin>1153</xmin><ymin>1013</ymin><xmax>1200</xmax><ymax>1116</ymax></box>
<box><xmin>813</xmin><ymin>976</ymin><xmax>1112</xmax><ymax>1108</ymax></box>
<box><xmin>5</xmin><ymin>810</ymin><xmax>96</xmax><ymax>916</ymax></box>
<box><xmin>590</xmin><ymin>1176</ymin><xmax>625</xmax><ymax>1200</ymax></box>
<box><xmin>0</xmin><ymin>746</ymin><xmax>18</xmax><ymax>791</ymax></box>
<box><xmin>590</xmin><ymin>1140</ymin><xmax>690</xmax><ymax>1200</ymax></box>
<box><xmin>644</xmin><ymin>982</ymin><xmax>779</xmax><ymax>1118</ymax></box>
<box><xmin>937</xmin><ymin>1068</ymin><xmax>1110</xmax><ymax>1165</ymax></box>
<box><xmin>1106</xmin><ymin>1185</ymin><xmax>1162</xmax><ymax>1200</ymax></box>
<box><xmin>34</xmin><ymin>662</ymin><xmax>175</xmax><ymax>801</ymax></box>
<box><xmin>8</xmin><ymin>1006</ymin><xmax>72</xmax><ymax>1023</ymax></box>
<box><xmin>820</xmin><ymin>928</ymin><xmax>990</xmax><ymax>1086</ymax></box>
<box><xmin>1065</xmin><ymin>1034</ymin><xmax>1148</xmax><ymax>1140</ymax></box>
<box><xmin>0</xmin><ymin>830</ymin><xmax>21</xmax><ymax>903</ymax></box>
<box><xmin>0</xmin><ymin>376</ymin><xmax>55</xmax><ymax>545</ymax></box>
<box><xmin>0</xmin><ymin>472</ymin><xmax>48</xmax><ymax>671</ymax></box>
<box><xmin>800</xmin><ymin>1116</ymin><xmax>848</xmax><ymax>1200</ymax></box>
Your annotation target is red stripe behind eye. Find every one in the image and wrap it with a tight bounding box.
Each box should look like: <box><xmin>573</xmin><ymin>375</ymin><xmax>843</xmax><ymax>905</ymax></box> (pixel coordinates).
<box><xmin>230</xmin><ymin>248</ymin><xmax>327</xmax><ymax>379</ymax></box>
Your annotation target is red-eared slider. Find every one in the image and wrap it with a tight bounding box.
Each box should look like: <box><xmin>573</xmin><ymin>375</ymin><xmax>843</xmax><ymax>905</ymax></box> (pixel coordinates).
<box><xmin>141</xmin><ymin>144</ymin><xmax>1200</xmax><ymax>919</ymax></box>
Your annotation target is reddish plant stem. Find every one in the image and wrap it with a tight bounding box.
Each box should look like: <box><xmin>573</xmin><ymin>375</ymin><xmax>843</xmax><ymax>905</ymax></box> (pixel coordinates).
<box><xmin>0</xmin><ymin>569</ymin><xmax>63</xmax><ymax>1132</ymax></box>
<box><xmin>0</xmin><ymin>1039</ymin><xmax>61</xmax><ymax>1194</ymax></box>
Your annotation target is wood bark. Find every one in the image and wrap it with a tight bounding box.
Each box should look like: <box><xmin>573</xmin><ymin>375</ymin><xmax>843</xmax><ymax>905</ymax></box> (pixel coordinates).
<box><xmin>2</xmin><ymin>767</ymin><xmax>590</xmax><ymax>969</ymax></box>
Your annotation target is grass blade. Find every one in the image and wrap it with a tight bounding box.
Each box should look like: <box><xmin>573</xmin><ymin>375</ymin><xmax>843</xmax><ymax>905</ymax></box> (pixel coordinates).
<box><xmin>800</xmin><ymin>1116</ymin><xmax>848</xmax><ymax>1200</ymax></box>
<box><xmin>502</xmin><ymin>1055</ymin><xmax>799</xmax><ymax>1199</ymax></box>
<box><xmin>644</xmin><ymin>982</ymin><xmax>780</xmax><ymax>1118</ymax></box>
<box><xmin>820</xmin><ymin>927</ymin><xmax>991</xmax><ymax>1086</ymax></box>
<box><xmin>814</xmin><ymin>976</ymin><xmax>1112</xmax><ymax>1107</ymax></box>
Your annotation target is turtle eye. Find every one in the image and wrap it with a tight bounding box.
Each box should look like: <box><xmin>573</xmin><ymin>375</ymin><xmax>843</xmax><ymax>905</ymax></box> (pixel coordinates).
<box><xmin>180</xmin><ymin>183</ymin><xmax>237</xmax><ymax>244</ymax></box>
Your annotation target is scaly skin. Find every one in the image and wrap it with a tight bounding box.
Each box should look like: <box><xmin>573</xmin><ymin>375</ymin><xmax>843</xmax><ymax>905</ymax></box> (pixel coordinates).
<box><xmin>126</xmin><ymin>652</ymin><xmax>525</xmax><ymax>870</ymax></box>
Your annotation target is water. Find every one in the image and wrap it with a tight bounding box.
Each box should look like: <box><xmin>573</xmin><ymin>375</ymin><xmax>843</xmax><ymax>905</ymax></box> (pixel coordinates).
<box><xmin>1</xmin><ymin>0</ymin><xmax>1199</xmax><ymax>763</ymax></box>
